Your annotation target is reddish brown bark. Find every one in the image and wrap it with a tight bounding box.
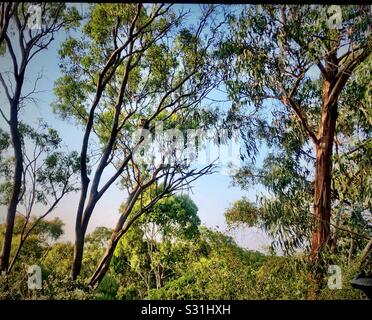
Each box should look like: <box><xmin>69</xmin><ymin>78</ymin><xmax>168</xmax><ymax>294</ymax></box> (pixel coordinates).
<box><xmin>310</xmin><ymin>46</ymin><xmax>371</xmax><ymax>267</ymax></box>
<box><xmin>310</xmin><ymin>69</ymin><xmax>338</xmax><ymax>263</ymax></box>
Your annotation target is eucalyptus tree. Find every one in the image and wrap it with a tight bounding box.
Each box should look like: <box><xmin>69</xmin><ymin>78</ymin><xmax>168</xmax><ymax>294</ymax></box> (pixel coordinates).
<box><xmin>53</xmin><ymin>3</ymin><xmax>220</xmax><ymax>280</ymax></box>
<box><xmin>0</xmin><ymin>3</ymin><xmax>80</xmax><ymax>273</ymax></box>
<box><xmin>218</xmin><ymin>5</ymin><xmax>371</xmax><ymax>277</ymax></box>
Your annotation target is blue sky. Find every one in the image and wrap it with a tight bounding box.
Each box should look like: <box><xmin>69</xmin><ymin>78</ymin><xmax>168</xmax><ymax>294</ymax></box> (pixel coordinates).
<box><xmin>0</xmin><ymin>3</ymin><xmax>272</xmax><ymax>252</ymax></box>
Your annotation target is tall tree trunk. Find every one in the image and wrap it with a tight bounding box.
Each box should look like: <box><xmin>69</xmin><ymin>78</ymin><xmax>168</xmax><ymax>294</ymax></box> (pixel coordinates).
<box><xmin>0</xmin><ymin>126</ymin><xmax>22</xmax><ymax>273</ymax></box>
<box><xmin>71</xmin><ymin>228</ymin><xmax>85</xmax><ymax>280</ymax></box>
<box><xmin>0</xmin><ymin>88</ymin><xmax>24</xmax><ymax>273</ymax></box>
<box><xmin>72</xmin><ymin>199</ymin><xmax>98</xmax><ymax>279</ymax></box>
<box><xmin>310</xmin><ymin>77</ymin><xmax>338</xmax><ymax>266</ymax></box>
<box><xmin>71</xmin><ymin>179</ymin><xmax>89</xmax><ymax>280</ymax></box>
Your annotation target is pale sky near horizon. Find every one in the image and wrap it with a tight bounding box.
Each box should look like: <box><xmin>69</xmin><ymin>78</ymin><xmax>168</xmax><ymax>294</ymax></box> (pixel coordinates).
<box><xmin>0</xmin><ymin>3</ymin><xmax>273</xmax><ymax>253</ymax></box>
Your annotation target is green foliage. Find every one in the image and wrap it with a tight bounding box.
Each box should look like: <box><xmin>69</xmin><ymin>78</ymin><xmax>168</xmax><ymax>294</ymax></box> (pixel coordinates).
<box><xmin>39</xmin><ymin>274</ymin><xmax>93</xmax><ymax>300</ymax></box>
<box><xmin>0</xmin><ymin>221</ymin><xmax>367</xmax><ymax>300</ymax></box>
<box><xmin>0</xmin><ymin>42</ymin><xmax>5</xmax><ymax>55</ymax></box>
<box><xmin>225</xmin><ymin>197</ymin><xmax>259</xmax><ymax>227</ymax></box>
<box><xmin>43</xmin><ymin>242</ymin><xmax>74</xmax><ymax>276</ymax></box>
<box><xmin>113</xmin><ymin>193</ymin><xmax>201</xmax><ymax>298</ymax></box>
<box><xmin>0</xmin><ymin>215</ymin><xmax>65</xmax><ymax>273</ymax></box>
<box><xmin>141</xmin><ymin>194</ymin><xmax>200</xmax><ymax>240</ymax></box>
<box><xmin>147</xmin><ymin>229</ymin><xmax>263</xmax><ymax>299</ymax></box>
<box><xmin>95</xmin><ymin>275</ymin><xmax>119</xmax><ymax>300</ymax></box>
<box><xmin>148</xmin><ymin>230</ymin><xmax>368</xmax><ymax>300</ymax></box>
<box><xmin>81</xmin><ymin>227</ymin><xmax>112</xmax><ymax>277</ymax></box>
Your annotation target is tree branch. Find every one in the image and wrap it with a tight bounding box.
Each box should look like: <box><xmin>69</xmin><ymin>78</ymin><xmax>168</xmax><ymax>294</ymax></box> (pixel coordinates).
<box><xmin>281</xmin><ymin>96</ymin><xmax>318</xmax><ymax>145</ymax></box>
<box><xmin>326</xmin><ymin>48</ymin><xmax>371</xmax><ymax>108</ymax></box>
